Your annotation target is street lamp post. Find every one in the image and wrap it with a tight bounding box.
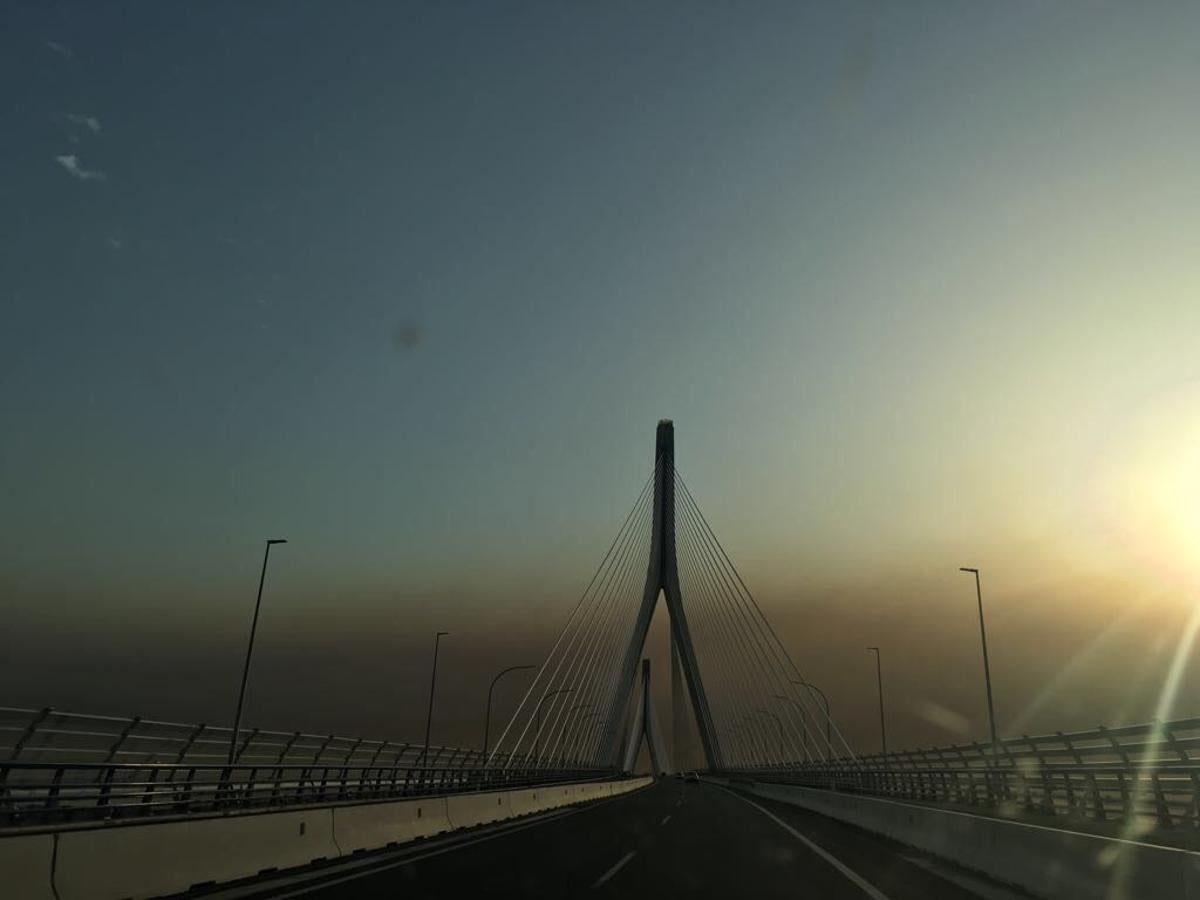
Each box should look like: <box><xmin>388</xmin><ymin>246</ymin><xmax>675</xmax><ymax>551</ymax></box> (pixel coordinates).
<box><xmin>791</xmin><ymin>679</ymin><xmax>833</xmax><ymax>755</ymax></box>
<box><xmin>228</xmin><ymin>538</ymin><xmax>287</xmax><ymax>766</ymax></box>
<box><xmin>960</xmin><ymin>567</ymin><xmax>999</xmax><ymax>753</ymax></box>
<box><xmin>772</xmin><ymin>694</ymin><xmax>815</xmax><ymax>761</ymax></box>
<box><xmin>483</xmin><ymin>664</ymin><xmax>534</xmax><ymax>759</ymax></box>
<box><xmin>420</xmin><ymin>631</ymin><xmax>450</xmax><ymax>768</ymax></box>
<box><xmin>867</xmin><ymin>646</ymin><xmax>887</xmax><ymax>758</ymax></box>
<box><xmin>533</xmin><ymin>688</ymin><xmax>572</xmax><ymax>763</ymax></box>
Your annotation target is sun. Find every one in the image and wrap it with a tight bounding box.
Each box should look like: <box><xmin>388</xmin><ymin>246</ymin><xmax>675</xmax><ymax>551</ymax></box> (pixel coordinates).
<box><xmin>1092</xmin><ymin>388</ymin><xmax>1200</xmax><ymax>583</ymax></box>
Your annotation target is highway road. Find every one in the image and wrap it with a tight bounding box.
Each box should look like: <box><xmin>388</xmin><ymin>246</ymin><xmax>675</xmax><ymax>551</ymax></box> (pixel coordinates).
<box><xmin>214</xmin><ymin>779</ymin><xmax>1027</xmax><ymax>899</ymax></box>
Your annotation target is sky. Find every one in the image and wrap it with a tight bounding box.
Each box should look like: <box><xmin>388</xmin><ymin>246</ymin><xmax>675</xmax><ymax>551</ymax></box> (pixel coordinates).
<box><xmin>4</xmin><ymin>2</ymin><xmax>1200</xmax><ymax>758</ymax></box>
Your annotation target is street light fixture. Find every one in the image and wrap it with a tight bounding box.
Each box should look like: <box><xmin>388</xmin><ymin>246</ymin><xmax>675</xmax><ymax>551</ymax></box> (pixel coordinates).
<box><xmin>790</xmin><ymin>679</ymin><xmax>833</xmax><ymax>754</ymax></box>
<box><xmin>228</xmin><ymin>539</ymin><xmax>287</xmax><ymax>766</ymax></box>
<box><xmin>420</xmin><ymin>631</ymin><xmax>450</xmax><ymax>768</ymax></box>
<box><xmin>867</xmin><ymin>646</ymin><xmax>887</xmax><ymax>758</ymax></box>
<box><xmin>960</xmin><ymin>567</ymin><xmax>1000</xmax><ymax>753</ymax></box>
<box><xmin>482</xmin><ymin>664</ymin><xmax>535</xmax><ymax>758</ymax></box>
<box><xmin>772</xmin><ymin>694</ymin><xmax>815</xmax><ymax>761</ymax></box>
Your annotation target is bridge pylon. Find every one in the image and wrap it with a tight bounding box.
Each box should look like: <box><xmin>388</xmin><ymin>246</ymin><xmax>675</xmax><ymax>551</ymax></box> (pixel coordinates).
<box><xmin>621</xmin><ymin>659</ymin><xmax>671</xmax><ymax>775</ymax></box>
<box><xmin>604</xmin><ymin>420</ymin><xmax>723</xmax><ymax>770</ymax></box>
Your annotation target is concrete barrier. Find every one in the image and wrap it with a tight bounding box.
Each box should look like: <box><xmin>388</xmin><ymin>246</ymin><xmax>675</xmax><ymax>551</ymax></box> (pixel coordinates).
<box><xmin>507</xmin><ymin>786</ymin><xmax>547</xmax><ymax>818</ymax></box>
<box><xmin>743</xmin><ymin>781</ymin><xmax>1200</xmax><ymax>900</ymax></box>
<box><xmin>54</xmin><ymin>808</ymin><xmax>339</xmax><ymax>900</ymax></box>
<box><xmin>445</xmin><ymin>790</ymin><xmax>511</xmax><ymax>829</ymax></box>
<box><xmin>3</xmin><ymin>776</ymin><xmax>651</xmax><ymax>900</ymax></box>
<box><xmin>333</xmin><ymin>796</ymin><xmax>450</xmax><ymax>853</ymax></box>
<box><xmin>0</xmin><ymin>832</ymin><xmax>55</xmax><ymax>900</ymax></box>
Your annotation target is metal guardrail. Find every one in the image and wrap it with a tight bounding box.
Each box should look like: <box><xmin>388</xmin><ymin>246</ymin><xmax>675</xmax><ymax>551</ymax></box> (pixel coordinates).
<box><xmin>0</xmin><ymin>706</ymin><xmax>486</xmax><ymax>771</ymax></box>
<box><xmin>727</xmin><ymin>716</ymin><xmax>1200</xmax><ymax>829</ymax></box>
<box><xmin>0</xmin><ymin>707</ymin><xmax>615</xmax><ymax>828</ymax></box>
<box><xmin>0</xmin><ymin>760</ymin><xmax>615</xmax><ymax>828</ymax></box>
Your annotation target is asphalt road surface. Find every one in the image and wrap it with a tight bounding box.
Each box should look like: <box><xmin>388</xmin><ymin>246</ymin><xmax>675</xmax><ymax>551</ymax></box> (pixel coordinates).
<box><xmin>219</xmin><ymin>779</ymin><xmax>1026</xmax><ymax>899</ymax></box>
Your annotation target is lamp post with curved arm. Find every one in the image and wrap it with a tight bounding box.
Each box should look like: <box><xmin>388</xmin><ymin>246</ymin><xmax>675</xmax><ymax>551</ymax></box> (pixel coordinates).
<box><xmin>772</xmin><ymin>694</ymin><xmax>813</xmax><ymax>761</ymax></box>
<box><xmin>482</xmin><ymin>664</ymin><xmax>534</xmax><ymax>759</ymax></box>
<box><xmin>789</xmin><ymin>679</ymin><xmax>833</xmax><ymax>755</ymax></box>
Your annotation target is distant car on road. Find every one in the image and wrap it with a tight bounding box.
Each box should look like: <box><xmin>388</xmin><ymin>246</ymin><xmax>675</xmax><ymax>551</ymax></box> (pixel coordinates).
<box><xmin>683</xmin><ymin>771</ymin><xmax>700</xmax><ymax>783</ymax></box>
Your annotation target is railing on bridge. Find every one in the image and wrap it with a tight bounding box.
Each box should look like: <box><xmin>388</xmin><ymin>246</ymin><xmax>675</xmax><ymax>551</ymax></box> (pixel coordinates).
<box><xmin>0</xmin><ymin>707</ymin><xmax>615</xmax><ymax>828</ymax></box>
<box><xmin>728</xmin><ymin>715</ymin><xmax>1200</xmax><ymax>830</ymax></box>
<box><xmin>0</xmin><ymin>706</ymin><xmax>483</xmax><ymax>771</ymax></box>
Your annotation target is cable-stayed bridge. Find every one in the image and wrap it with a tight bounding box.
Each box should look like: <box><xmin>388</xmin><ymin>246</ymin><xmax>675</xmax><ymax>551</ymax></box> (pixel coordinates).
<box><xmin>3</xmin><ymin>422</ymin><xmax>1199</xmax><ymax>899</ymax></box>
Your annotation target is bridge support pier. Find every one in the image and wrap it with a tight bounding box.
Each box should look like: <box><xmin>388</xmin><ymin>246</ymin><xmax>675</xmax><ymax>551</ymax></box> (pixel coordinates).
<box><xmin>621</xmin><ymin>659</ymin><xmax>671</xmax><ymax>775</ymax></box>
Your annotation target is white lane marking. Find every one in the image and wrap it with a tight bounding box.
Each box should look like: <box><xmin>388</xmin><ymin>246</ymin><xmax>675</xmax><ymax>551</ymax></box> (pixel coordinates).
<box><xmin>591</xmin><ymin>850</ymin><xmax>636</xmax><ymax>889</ymax></box>
<box><xmin>660</xmin><ymin>814</ymin><xmax>671</xmax><ymax>825</ymax></box>
<box><xmin>719</xmin><ymin>787</ymin><xmax>892</xmax><ymax>900</ymax></box>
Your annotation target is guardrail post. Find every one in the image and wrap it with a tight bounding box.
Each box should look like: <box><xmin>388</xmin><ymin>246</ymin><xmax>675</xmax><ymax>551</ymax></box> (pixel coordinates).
<box><xmin>1151</xmin><ymin>772</ymin><xmax>1173</xmax><ymax>827</ymax></box>
<box><xmin>174</xmin><ymin>723</ymin><xmax>207</xmax><ymax>763</ymax></box>
<box><xmin>1024</xmin><ymin>735</ymin><xmax>1052</xmax><ymax>816</ymax></box>
<box><xmin>97</xmin><ymin>766</ymin><xmax>117</xmax><ymax>810</ymax></box>
<box><xmin>46</xmin><ymin>766</ymin><xmax>64</xmax><ymax>811</ymax></box>
<box><xmin>10</xmin><ymin>707</ymin><xmax>52</xmax><ymax>762</ymax></box>
<box><xmin>101</xmin><ymin>716</ymin><xmax>142</xmax><ymax>775</ymax></box>
<box><xmin>1162</xmin><ymin>725</ymin><xmax>1199</xmax><ymax>827</ymax></box>
<box><xmin>140</xmin><ymin>767</ymin><xmax>159</xmax><ymax>810</ymax></box>
<box><xmin>180</xmin><ymin>766</ymin><xmax>197</xmax><ymax>813</ymax></box>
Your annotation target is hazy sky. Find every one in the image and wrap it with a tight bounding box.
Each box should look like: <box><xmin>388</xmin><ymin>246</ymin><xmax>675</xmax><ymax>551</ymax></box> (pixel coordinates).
<box><xmin>5</xmin><ymin>2</ymin><xmax>1200</xmax><ymax>756</ymax></box>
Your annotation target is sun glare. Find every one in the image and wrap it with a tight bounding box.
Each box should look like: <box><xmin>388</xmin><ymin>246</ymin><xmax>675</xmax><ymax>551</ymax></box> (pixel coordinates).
<box><xmin>1092</xmin><ymin>389</ymin><xmax>1200</xmax><ymax>583</ymax></box>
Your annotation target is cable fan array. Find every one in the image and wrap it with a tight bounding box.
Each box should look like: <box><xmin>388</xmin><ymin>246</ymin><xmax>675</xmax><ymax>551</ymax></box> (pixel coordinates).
<box><xmin>673</xmin><ymin>468</ymin><xmax>857</xmax><ymax>769</ymax></box>
<box><xmin>486</xmin><ymin>459</ymin><xmax>860</xmax><ymax>773</ymax></box>
<box><xmin>486</xmin><ymin>468</ymin><xmax>656</xmax><ymax>770</ymax></box>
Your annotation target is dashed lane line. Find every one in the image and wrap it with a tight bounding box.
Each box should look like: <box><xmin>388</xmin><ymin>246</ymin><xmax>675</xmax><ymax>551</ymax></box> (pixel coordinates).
<box><xmin>591</xmin><ymin>851</ymin><xmax>637</xmax><ymax>889</ymax></box>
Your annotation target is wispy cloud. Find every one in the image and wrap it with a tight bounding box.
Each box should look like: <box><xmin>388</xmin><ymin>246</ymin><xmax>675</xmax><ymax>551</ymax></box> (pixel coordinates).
<box><xmin>45</xmin><ymin>41</ymin><xmax>73</xmax><ymax>59</ymax></box>
<box><xmin>55</xmin><ymin>154</ymin><xmax>106</xmax><ymax>182</ymax></box>
<box><xmin>66</xmin><ymin>113</ymin><xmax>101</xmax><ymax>134</ymax></box>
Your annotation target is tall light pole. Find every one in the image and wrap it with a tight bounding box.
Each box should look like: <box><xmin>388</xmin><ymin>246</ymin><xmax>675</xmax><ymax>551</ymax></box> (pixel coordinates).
<box><xmin>228</xmin><ymin>538</ymin><xmax>287</xmax><ymax>766</ymax></box>
<box><xmin>960</xmin><ymin>567</ymin><xmax>999</xmax><ymax>752</ymax></box>
<box><xmin>420</xmin><ymin>631</ymin><xmax>450</xmax><ymax>768</ymax></box>
<box><xmin>483</xmin><ymin>664</ymin><xmax>534</xmax><ymax>759</ymax></box>
<box><xmin>791</xmin><ymin>679</ymin><xmax>833</xmax><ymax>755</ymax></box>
<box><xmin>867</xmin><ymin>646</ymin><xmax>887</xmax><ymax>758</ymax></box>
<box><xmin>772</xmin><ymin>694</ymin><xmax>815</xmax><ymax>761</ymax></box>
<box><xmin>533</xmin><ymin>688</ymin><xmax>572</xmax><ymax>763</ymax></box>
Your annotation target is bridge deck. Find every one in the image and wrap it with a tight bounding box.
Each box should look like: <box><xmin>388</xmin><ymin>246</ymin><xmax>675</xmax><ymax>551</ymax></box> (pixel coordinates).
<box><xmin>204</xmin><ymin>780</ymin><xmax>1022</xmax><ymax>899</ymax></box>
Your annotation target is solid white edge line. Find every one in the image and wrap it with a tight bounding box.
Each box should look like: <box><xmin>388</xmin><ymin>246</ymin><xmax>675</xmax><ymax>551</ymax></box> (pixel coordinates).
<box><xmin>717</xmin><ymin>786</ymin><xmax>892</xmax><ymax>900</ymax></box>
<box><xmin>660</xmin><ymin>814</ymin><xmax>671</xmax><ymax>825</ymax></box>
<box><xmin>590</xmin><ymin>850</ymin><xmax>637</xmax><ymax>889</ymax></box>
